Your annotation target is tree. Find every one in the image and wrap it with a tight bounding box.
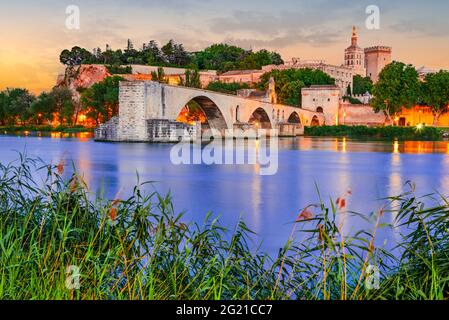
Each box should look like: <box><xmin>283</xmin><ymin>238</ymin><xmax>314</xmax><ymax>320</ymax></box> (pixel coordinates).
<box><xmin>143</xmin><ymin>40</ymin><xmax>164</xmax><ymax>65</ymax></box>
<box><xmin>206</xmin><ymin>81</ymin><xmax>250</xmax><ymax>95</ymax></box>
<box><xmin>81</xmin><ymin>76</ymin><xmax>123</xmax><ymax>125</ymax></box>
<box><xmin>353</xmin><ymin>75</ymin><xmax>373</xmax><ymax>95</ymax></box>
<box><xmin>193</xmin><ymin>44</ymin><xmax>246</xmax><ymax>71</ymax></box>
<box><xmin>151</xmin><ymin>67</ymin><xmax>166</xmax><ymax>83</ymax></box>
<box><xmin>346</xmin><ymin>84</ymin><xmax>352</xmax><ymax>97</ymax></box>
<box><xmin>279</xmin><ymin>80</ymin><xmax>305</xmax><ymax>107</ymax></box>
<box><xmin>161</xmin><ymin>40</ymin><xmax>175</xmax><ymax>64</ymax></box>
<box><xmin>181</xmin><ymin>69</ymin><xmax>201</xmax><ymax>88</ymax></box>
<box><xmin>2</xmin><ymin>88</ymin><xmax>35</xmax><ymax>125</ymax></box>
<box><xmin>0</xmin><ymin>91</ymin><xmax>8</xmax><ymax>125</ymax></box>
<box><xmin>257</xmin><ymin>68</ymin><xmax>335</xmax><ymax>106</ymax></box>
<box><xmin>31</xmin><ymin>92</ymin><xmax>55</xmax><ymax>124</ymax></box>
<box><xmin>371</xmin><ymin>61</ymin><xmax>420</xmax><ymax>125</ymax></box>
<box><xmin>51</xmin><ymin>88</ymin><xmax>73</xmax><ymax>124</ymax></box>
<box><xmin>237</xmin><ymin>49</ymin><xmax>284</xmax><ymax>70</ymax></box>
<box><xmin>60</xmin><ymin>46</ymin><xmax>93</xmax><ymax>66</ymax></box>
<box><xmin>421</xmin><ymin>70</ymin><xmax>449</xmax><ymax>126</ymax></box>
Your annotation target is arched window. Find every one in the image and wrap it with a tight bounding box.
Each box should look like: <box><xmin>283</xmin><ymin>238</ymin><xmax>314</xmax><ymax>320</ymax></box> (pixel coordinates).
<box><xmin>235</xmin><ymin>105</ymin><xmax>240</xmax><ymax>122</ymax></box>
<box><xmin>316</xmin><ymin>107</ymin><xmax>324</xmax><ymax>113</ymax></box>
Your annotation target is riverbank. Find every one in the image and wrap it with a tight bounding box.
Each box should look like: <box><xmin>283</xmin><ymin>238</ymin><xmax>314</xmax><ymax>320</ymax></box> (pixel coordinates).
<box><xmin>0</xmin><ymin>125</ymin><xmax>93</xmax><ymax>133</ymax></box>
<box><xmin>1</xmin><ymin>156</ymin><xmax>448</xmax><ymax>300</ymax></box>
<box><xmin>305</xmin><ymin>125</ymin><xmax>446</xmax><ymax>140</ymax></box>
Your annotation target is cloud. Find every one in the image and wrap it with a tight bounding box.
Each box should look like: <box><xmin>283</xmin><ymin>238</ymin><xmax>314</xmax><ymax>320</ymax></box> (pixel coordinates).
<box><xmin>389</xmin><ymin>19</ymin><xmax>449</xmax><ymax>38</ymax></box>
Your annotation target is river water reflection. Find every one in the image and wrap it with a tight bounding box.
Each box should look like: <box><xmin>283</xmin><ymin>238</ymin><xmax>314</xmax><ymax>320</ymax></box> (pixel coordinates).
<box><xmin>1</xmin><ymin>133</ymin><xmax>449</xmax><ymax>253</ymax></box>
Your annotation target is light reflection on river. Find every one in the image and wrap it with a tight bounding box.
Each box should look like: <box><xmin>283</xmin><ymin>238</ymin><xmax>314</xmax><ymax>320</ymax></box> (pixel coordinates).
<box><xmin>1</xmin><ymin>133</ymin><xmax>449</xmax><ymax>253</ymax></box>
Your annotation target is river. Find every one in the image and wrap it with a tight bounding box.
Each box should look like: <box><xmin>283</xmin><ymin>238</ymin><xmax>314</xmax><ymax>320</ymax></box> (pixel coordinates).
<box><xmin>1</xmin><ymin>132</ymin><xmax>449</xmax><ymax>253</ymax></box>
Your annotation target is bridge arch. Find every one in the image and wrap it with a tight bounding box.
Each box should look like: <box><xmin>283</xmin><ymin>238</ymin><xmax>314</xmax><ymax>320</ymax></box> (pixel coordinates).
<box><xmin>287</xmin><ymin>111</ymin><xmax>301</xmax><ymax>124</ymax></box>
<box><xmin>248</xmin><ymin>107</ymin><xmax>273</xmax><ymax>129</ymax></box>
<box><xmin>175</xmin><ymin>94</ymin><xmax>229</xmax><ymax>131</ymax></box>
<box><xmin>310</xmin><ymin>115</ymin><xmax>320</xmax><ymax>126</ymax></box>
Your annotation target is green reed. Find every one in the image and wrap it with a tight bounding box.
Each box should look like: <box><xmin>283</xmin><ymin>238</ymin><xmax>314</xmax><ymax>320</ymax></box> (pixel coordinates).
<box><xmin>0</xmin><ymin>154</ymin><xmax>448</xmax><ymax>300</ymax></box>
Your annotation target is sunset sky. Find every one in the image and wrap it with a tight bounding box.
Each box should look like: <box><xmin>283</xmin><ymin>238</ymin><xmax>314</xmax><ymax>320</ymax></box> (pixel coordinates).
<box><xmin>1</xmin><ymin>0</ymin><xmax>448</xmax><ymax>94</ymax></box>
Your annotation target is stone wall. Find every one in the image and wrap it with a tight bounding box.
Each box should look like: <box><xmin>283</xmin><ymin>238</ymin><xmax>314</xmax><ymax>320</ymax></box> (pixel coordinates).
<box><xmin>147</xmin><ymin>119</ymin><xmax>199</xmax><ymax>142</ymax></box>
<box><xmin>117</xmin><ymin>81</ymin><xmax>148</xmax><ymax>141</ymax></box>
<box><xmin>95</xmin><ymin>116</ymin><xmax>119</xmax><ymax>141</ymax></box>
<box><xmin>339</xmin><ymin>103</ymin><xmax>386</xmax><ymax>126</ymax></box>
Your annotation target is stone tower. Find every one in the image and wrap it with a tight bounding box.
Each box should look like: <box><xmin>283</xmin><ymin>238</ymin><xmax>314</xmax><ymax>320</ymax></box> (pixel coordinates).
<box><xmin>364</xmin><ymin>46</ymin><xmax>392</xmax><ymax>83</ymax></box>
<box><xmin>344</xmin><ymin>26</ymin><xmax>366</xmax><ymax>77</ymax></box>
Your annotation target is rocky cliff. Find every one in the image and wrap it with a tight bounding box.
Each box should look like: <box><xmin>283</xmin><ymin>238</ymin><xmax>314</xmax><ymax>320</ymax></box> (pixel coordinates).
<box><xmin>56</xmin><ymin>64</ymin><xmax>111</xmax><ymax>102</ymax></box>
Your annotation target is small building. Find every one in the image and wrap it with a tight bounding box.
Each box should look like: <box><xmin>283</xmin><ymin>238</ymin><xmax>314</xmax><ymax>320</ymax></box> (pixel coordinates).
<box><xmin>301</xmin><ymin>85</ymin><xmax>341</xmax><ymax>125</ymax></box>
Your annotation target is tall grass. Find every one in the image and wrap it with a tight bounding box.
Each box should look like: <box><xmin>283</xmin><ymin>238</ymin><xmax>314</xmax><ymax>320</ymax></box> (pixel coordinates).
<box><xmin>0</xmin><ymin>155</ymin><xmax>448</xmax><ymax>300</ymax></box>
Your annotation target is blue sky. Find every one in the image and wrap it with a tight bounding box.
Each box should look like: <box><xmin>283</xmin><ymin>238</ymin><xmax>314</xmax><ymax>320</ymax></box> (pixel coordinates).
<box><xmin>1</xmin><ymin>0</ymin><xmax>448</xmax><ymax>92</ymax></box>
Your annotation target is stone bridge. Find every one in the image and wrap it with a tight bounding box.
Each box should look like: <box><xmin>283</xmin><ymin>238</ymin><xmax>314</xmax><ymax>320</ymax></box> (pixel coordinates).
<box><xmin>96</xmin><ymin>81</ymin><xmax>324</xmax><ymax>142</ymax></box>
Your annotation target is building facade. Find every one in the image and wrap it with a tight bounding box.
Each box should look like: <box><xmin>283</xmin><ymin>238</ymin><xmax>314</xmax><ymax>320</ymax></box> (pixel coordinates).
<box><xmin>364</xmin><ymin>46</ymin><xmax>392</xmax><ymax>83</ymax></box>
<box><xmin>262</xmin><ymin>60</ymin><xmax>354</xmax><ymax>96</ymax></box>
<box><xmin>344</xmin><ymin>26</ymin><xmax>366</xmax><ymax>77</ymax></box>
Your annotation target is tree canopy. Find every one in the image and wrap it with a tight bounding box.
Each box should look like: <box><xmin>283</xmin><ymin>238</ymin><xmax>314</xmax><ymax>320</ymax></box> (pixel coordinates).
<box><xmin>0</xmin><ymin>88</ymin><xmax>35</xmax><ymax>125</ymax></box>
<box><xmin>421</xmin><ymin>70</ymin><xmax>449</xmax><ymax>126</ymax></box>
<box><xmin>352</xmin><ymin>75</ymin><xmax>373</xmax><ymax>95</ymax></box>
<box><xmin>371</xmin><ymin>61</ymin><xmax>420</xmax><ymax>124</ymax></box>
<box><xmin>59</xmin><ymin>41</ymin><xmax>283</xmax><ymax>73</ymax></box>
<box><xmin>257</xmin><ymin>68</ymin><xmax>335</xmax><ymax>106</ymax></box>
<box><xmin>81</xmin><ymin>76</ymin><xmax>123</xmax><ymax>125</ymax></box>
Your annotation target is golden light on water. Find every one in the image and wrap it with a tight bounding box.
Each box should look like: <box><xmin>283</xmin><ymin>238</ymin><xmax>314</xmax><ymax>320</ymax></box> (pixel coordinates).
<box><xmin>393</xmin><ymin>140</ymin><xmax>399</xmax><ymax>153</ymax></box>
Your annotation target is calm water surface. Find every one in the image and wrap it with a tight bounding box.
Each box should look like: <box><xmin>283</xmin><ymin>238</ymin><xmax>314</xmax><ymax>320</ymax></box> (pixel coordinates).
<box><xmin>1</xmin><ymin>133</ymin><xmax>449</xmax><ymax>253</ymax></box>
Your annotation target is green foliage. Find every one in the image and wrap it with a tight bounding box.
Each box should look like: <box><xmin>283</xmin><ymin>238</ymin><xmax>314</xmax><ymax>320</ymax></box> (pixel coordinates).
<box><xmin>194</xmin><ymin>44</ymin><xmax>283</xmax><ymax>72</ymax></box>
<box><xmin>2</xmin><ymin>155</ymin><xmax>449</xmax><ymax>300</ymax></box>
<box><xmin>353</xmin><ymin>75</ymin><xmax>373</xmax><ymax>95</ymax></box>
<box><xmin>193</xmin><ymin>44</ymin><xmax>246</xmax><ymax>71</ymax></box>
<box><xmin>0</xmin><ymin>88</ymin><xmax>35</xmax><ymax>125</ymax></box>
<box><xmin>180</xmin><ymin>69</ymin><xmax>201</xmax><ymax>88</ymax></box>
<box><xmin>60</xmin><ymin>46</ymin><xmax>95</xmax><ymax>66</ymax></box>
<box><xmin>0</xmin><ymin>91</ymin><xmax>8</xmax><ymax>125</ymax></box>
<box><xmin>0</xmin><ymin>125</ymin><xmax>92</xmax><ymax>133</ymax></box>
<box><xmin>342</xmin><ymin>96</ymin><xmax>363</xmax><ymax>105</ymax></box>
<box><xmin>60</xmin><ymin>41</ymin><xmax>283</xmax><ymax>73</ymax></box>
<box><xmin>237</xmin><ymin>49</ymin><xmax>283</xmax><ymax>70</ymax></box>
<box><xmin>421</xmin><ymin>71</ymin><xmax>449</xmax><ymax>125</ymax></box>
<box><xmin>106</xmin><ymin>64</ymin><xmax>132</xmax><ymax>74</ymax></box>
<box><xmin>346</xmin><ymin>84</ymin><xmax>352</xmax><ymax>96</ymax></box>
<box><xmin>257</xmin><ymin>68</ymin><xmax>335</xmax><ymax>106</ymax></box>
<box><xmin>206</xmin><ymin>81</ymin><xmax>250</xmax><ymax>95</ymax></box>
<box><xmin>81</xmin><ymin>76</ymin><xmax>123</xmax><ymax>125</ymax></box>
<box><xmin>371</xmin><ymin>61</ymin><xmax>420</xmax><ymax>123</ymax></box>
<box><xmin>151</xmin><ymin>67</ymin><xmax>166</xmax><ymax>83</ymax></box>
<box><xmin>31</xmin><ymin>88</ymin><xmax>74</xmax><ymax>125</ymax></box>
<box><xmin>305</xmin><ymin>125</ymin><xmax>442</xmax><ymax>140</ymax></box>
